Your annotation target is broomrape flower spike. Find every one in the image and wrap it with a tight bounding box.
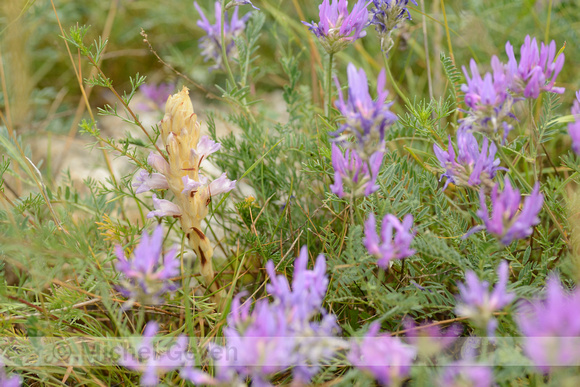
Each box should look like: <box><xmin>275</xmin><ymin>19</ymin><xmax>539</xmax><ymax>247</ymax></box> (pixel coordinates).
<box><xmin>330</xmin><ymin>143</ymin><xmax>383</xmax><ymax>198</ymax></box>
<box><xmin>470</xmin><ymin>176</ymin><xmax>543</xmax><ymax>245</ymax></box>
<box><xmin>334</xmin><ymin>63</ymin><xmax>397</xmax><ymax>157</ymax></box>
<box><xmin>505</xmin><ymin>35</ymin><xmax>565</xmax><ymax>99</ymax></box>
<box><xmin>134</xmin><ymin>87</ymin><xmax>236</xmax><ymax>304</ymax></box>
<box><xmin>302</xmin><ymin>0</ymin><xmax>369</xmax><ymax>55</ymax></box>
<box><xmin>117</xmin><ymin>322</ymin><xmax>189</xmax><ymax>387</ymax></box>
<box><xmin>370</xmin><ymin>0</ymin><xmax>417</xmax><ymax>53</ymax></box>
<box><xmin>194</xmin><ymin>1</ymin><xmax>251</xmax><ymax>71</ymax></box>
<box><xmin>433</xmin><ymin>132</ymin><xmax>504</xmax><ymax>191</ymax></box>
<box><xmin>568</xmin><ymin>91</ymin><xmax>580</xmax><ymax>155</ymax></box>
<box><xmin>364</xmin><ymin>212</ymin><xmax>415</xmax><ymax>269</ymax></box>
<box><xmin>349</xmin><ymin>322</ymin><xmax>416</xmax><ymax>386</ymax></box>
<box><xmin>115</xmin><ymin>225</ymin><xmax>179</xmax><ymax>307</ymax></box>
<box><xmin>517</xmin><ymin>274</ymin><xmax>580</xmax><ymax>373</ymax></box>
<box><xmin>456</xmin><ymin>261</ymin><xmax>515</xmax><ymax>337</ymax></box>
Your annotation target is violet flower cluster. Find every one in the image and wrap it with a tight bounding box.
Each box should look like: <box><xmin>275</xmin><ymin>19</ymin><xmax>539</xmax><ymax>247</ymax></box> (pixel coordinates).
<box><xmin>459</xmin><ymin>35</ymin><xmax>565</xmax><ymax>140</ymax></box>
<box><xmin>505</xmin><ymin>35</ymin><xmax>565</xmax><ymax>98</ymax></box>
<box><xmin>330</xmin><ymin>143</ymin><xmax>383</xmax><ymax>198</ymax></box>
<box><xmin>194</xmin><ymin>1</ymin><xmax>252</xmax><ymax>71</ymax></box>
<box><xmin>0</xmin><ymin>361</ymin><xmax>20</xmax><ymax>387</ymax></box>
<box><xmin>364</xmin><ymin>213</ymin><xmax>415</xmax><ymax>269</ymax></box>
<box><xmin>200</xmin><ymin>246</ymin><xmax>341</xmax><ymax>385</ymax></box>
<box><xmin>117</xmin><ymin>322</ymin><xmax>190</xmax><ymax>387</ymax></box>
<box><xmin>349</xmin><ymin>322</ymin><xmax>416</xmax><ymax>386</ymax></box>
<box><xmin>568</xmin><ymin>91</ymin><xmax>580</xmax><ymax>155</ymax></box>
<box><xmin>114</xmin><ymin>225</ymin><xmax>180</xmax><ymax>307</ymax></box>
<box><xmin>433</xmin><ymin>131</ymin><xmax>503</xmax><ymax>191</ymax></box>
<box><xmin>370</xmin><ymin>0</ymin><xmax>417</xmax><ymax>52</ymax></box>
<box><xmin>330</xmin><ymin>63</ymin><xmax>398</xmax><ymax>199</ymax></box>
<box><xmin>455</xmin><ymin>261</ymin><xmax>515</xmax><ymax>336</ymax></box>
<box><xmin>517</xmin><ymin>275</ymin><xmax>580</xmax><ymax>373</ymax></box>
<box><xmin>470</xmin><ymin>177</ymin><xmax>543</xmax><ymax>245</ymax></box>
<box><xmin>303</xmin><ymin>0</ymin><xmax>369</xmax><ymax>54</ymax></box>
<box><xmin>334</xmin><ymin>63</ymin><xmax>397</xmax><ymax>157</ymax></box>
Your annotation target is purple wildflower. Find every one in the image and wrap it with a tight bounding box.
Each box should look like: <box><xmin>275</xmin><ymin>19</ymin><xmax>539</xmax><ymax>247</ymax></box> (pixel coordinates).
<box><xmin>140</xmin><ymin>83</ymin><xmax>175</xmax><ymax>110</ymax></box>
<box><xmin>505</xmin><ymin>35</ymin><xmax>565</xmax><ymax>99</ymax></box>
<box><xmin>115</xmin><ymin>226</ymin><xmax>180</xmax><ymax>306</ymax></box>
<box><xmin>117</xmin><ymin>322</ymin><xmax>189</xmax><ymax>387</ymax></box>
<box><xmin>209</xmin><ymin>247</ymin><xmax>341</xmax><ymax>385</ymax></box>
<box><xmin>330</xmin><ymin>144</ymin><xmax>383</xmax><ymax>198</ymax></box>
<box><xmin>517</xmin><ymin>274</ymin><xmax>580</xmax><ymax>373</ymax></box>
<box><xmin>568</xmin><ymin>91</ymin><xmax>580</xmax><ymax>155</ymax></box>
<box><xmin>472</xmin><ymin>177</ymin><xmax>543</xmax><ymax>245</ymax></box>
<box><xmin>439</xmin><ymin>364</ymin><xmax>493</xmax><ymax>387</ymax></box>
<box><xmin>433</xmin><ymin>132</ymin><xmax>503</xmax><ymax>191</ymax></box>
<box><xmin>349</xmin><ymin>322</ymin><xmax>416</xmax><ymax>386</ymax></box>
<box><xmin>460</xmin><ymin>57</ymin><xmax>515</xmax><ymax>139</ymax></box>
<box><xmin>370</xmin><ymin>0</ymin><xmax>418</xmax><ymax>52</ymax></box>
<box><xmin>364</xmin><ymin>213</ymin><xmax>415</xmax><ymax>269</ymax></box>
<box><xmin>194</xmin><ymin>1</ymin><xmax>251</xmax><ymax>71</ymax></box>
<box><xmin>302</xmin><ymin>0</ymin><xmax>369</xmax><ymax>54</ymax></box>
<box><xmin>456</xmin><ymin>261</ymin><xmax>515</xmax><ymax>336</ymax></box>
<box><xmin>0</xmin><ymin>361</ymin><xmax>21</xmax><ymax>387</ymax></box>
<box><xmin>403</xmin><ymin>319</ymin><xmax>461</xmax><ymax>359</ymax></box>
<box><xmin>334</xmin><ymin>63</ymin><xmax>397</xmax><ymax>156</ymax></box>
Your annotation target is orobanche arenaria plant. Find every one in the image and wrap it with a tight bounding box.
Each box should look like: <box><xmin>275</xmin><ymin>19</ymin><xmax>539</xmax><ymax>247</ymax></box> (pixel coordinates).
<box><xmin>134</xmin><ymin>87</ymin><xmax>235</xmax><ymax>303</ymax></box>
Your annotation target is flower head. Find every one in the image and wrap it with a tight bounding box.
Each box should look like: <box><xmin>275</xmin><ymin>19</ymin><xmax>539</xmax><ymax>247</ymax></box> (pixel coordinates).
<box><xmin>266</xmin><ymin>246</ymin><xmax>329</xmax><ymax>321</ymax></box>
<box><xmin>334</xmin><ymin>63</ymin><xmax>397</xmax><ymax>156</ymax></box>
<box><xmin>473</xmin><ymin>177</ymin><xmax>543</xmax><ymax>245</ymax></box>
<box><xmin>364</xmin><ymin>213</ymin><xmax>415</xmax><ymax>268</ymax></box>
<box><xmin>568</xmin><ymin>91</ymin><xmax>580</xmax><ymax>155</ymax></box>
<box><xmin>0</xmin><ymin>360</ymin><xmax>21</xmax><ymax>387</ymax></box>
<box><xmin>209</xmin><ymin>247</ymin><xmax>341</xmax><ymax>385</ymax></box>
<box><xmin>330</xmin><ymin>144</ymin><xmax>383</xmax><ymax>198</ymax></box>
<box><xmin>433</xmin><ymin>132</ymin><xmax>503</xmax><ymax>191</ymax></box>
<box><xmin>456</xmin><ymin>261</ymin><xmax>515</xmax><ymax>336</ymax></box>
<box><xmin>302</xmin><ymin>0</ymin><xmax>369</xmax><ymax>54</ymax></box>
<box><xmin>517</xmin><ymin>274</ymin><xmax>580</xmax><ymax>373</ymax></box>
<box><xmin>194</xmin><ymin>1</ymin><xmax>251</xmax><ymax>71</ymax></box>
<box><xmin>370</xmin><ymin>0</ymin><xmax>417</xmax><ymax>52</ymax></box>
<box><xmin>459</xmin><ymin>57</ymin><xmax>516</xmax><ymax>139</ymax></box>
<box><xmin>505</xmin><ymin>35</ymin><xmax>565</xmax><ymax>99</ymax></box>
<box><xmin>349</xmin><ymin>322</ymin><xmax>416</xmax><ymax>386</ymax></box>
<box><xmin>117</xmin><ymin>322</ymin><xmax>189</xmax><ymax>386</ymax></box>
<box><xmin>115</xmin><ymin>226</ymin><xmax>180</xmax><ymax>306</ymax></box>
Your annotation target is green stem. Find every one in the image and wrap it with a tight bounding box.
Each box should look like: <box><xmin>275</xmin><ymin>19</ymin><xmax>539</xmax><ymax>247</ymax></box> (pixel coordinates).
<box><xmin>382</xmin><ymin>54</ymin><xmax>411</xmax><ymax>108</ymax></box>
<box><xmin>220</xmin><ymin>0</ymin><xmax>236</xmax><ymax>87</ymax></box>
<box><xmin>325</xmin><ymin>52</ymin><xmax>334</xmax><ymax>117</ymax></box>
